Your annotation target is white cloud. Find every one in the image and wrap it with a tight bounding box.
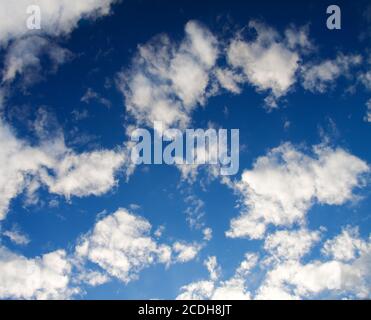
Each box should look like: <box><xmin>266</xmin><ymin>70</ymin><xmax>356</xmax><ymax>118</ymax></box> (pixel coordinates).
<box><xmin>226</xmin><ymin>21</ymin><xmax>309</xmax><ymax>108</ymax></box>
<box><xmin>0</xmin><ymin>0</ymin><xmax>118</xmax><ymax>46</ymax></box>
<box><xmin>0</xmin><ymin>117</ymin><xmax>127</xmax><ymax>220</ymax></box>
<box><xmin>2</xmin><ymin>36</ymin><xmax>71</xmax><ymax>84</ymax></box>
<box><xmin>75</xmin><ymin>209</ymin><xmax>201</xmax><ymax>284</ymax></box>
<box><xmin>75</xmin><ymin>270</ymin><xmax>110</xmax><ymax>287</ymax></box>
<box><xmin>173</xmin><ymin>241</ymin><xmax>202</xmax><ymax>263</ymax></box>
<box><xmin>41</xmin><ymin>149</ymin><xmax>125</xmax><ymax>199</ymax></box>
<box><xmin>301</xmin><ymin>54</ymin><xmax>362</xmax><ymax>93</ymax></box>
<box><xmin>284</xmin><ymin>25</ymin><xmax>313</xmax><ymax>52</ymax></box>
<box><xmin>202</xmin><ymin>228</ymin><xmax>213</xmax><ymax>241</ymax></box>
<box><xmin>117</xmin><ymin>20</ymin><xmax>219</xmax><ymax>130</ymax></box>
<box><xmin>264</xmin><ymin>228</ymin><xmax>321</xmax><ymax>261</ymax></box>
<box><xmin>227</xmin><ymin>143</ymin><xmax>369</xmax><ymax>239</ymax></box>
<box><xmin>322</xmin><ymin>226</ymin><xmax>369</xmax><ymax>262</ymax></box>
<box><xmin>2</xmin><ymin>227</ymin><xmax>30</xmax><ymax>245</ymax></box>
<box><xmin>177</xmin><ymin>253</ymin><xmax>257</xmax><ymax>300</ymax></box>
<box><xmin>0</xmin><ymin>247</ymin><xmax>76</xmax><ymax>299</ymax></box>
<box><xmin>248</xmin><ymin>228</ymin><xmax>370</xmax><ymax>300</ymax></box>
<box><xmin>177</xmin><ymin>227</ymin><xmax>370</xmax><ymax>300</ymax></box>
<box><xmin>0</xmin><ymin>118</ymin><xmax>53</xmax><ymax>220</ymax></box>
<box><xmin>214</xmin><ymin>67</ymin><xmax>244</xmax><ymax>94</ymax></box>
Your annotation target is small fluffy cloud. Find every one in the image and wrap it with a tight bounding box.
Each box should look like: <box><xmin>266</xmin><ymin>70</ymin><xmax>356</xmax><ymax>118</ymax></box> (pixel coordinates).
<box><xmin>301</xmin><ymin>54</ymin><xmax>362</xmax><ymax>93</ymax></box>
<box><xmin>2</xmin><ymin>227</ymin><xmax>30</xmax><ymax>246</ymax></box>
<box><xmin>75</xmin><ymin>209</ymin><xmax>172</xmax><ymax>283</ymax></box>
<box><xmin>41</xmin><ymin>149</ymin><xmax>125</xmax><ymax>199</ymax></box>
<box><xmin>75</xmin><ymin>209</ymin><xmax>201</xmax><ymax>284</ymax></box>
<box><xmin>227</xmin><ymin>143</ymin><xmax>369</xmax><ymax>239</ymax></box>
<box><xmin>173</xmin><ymin>241</ymin><xmax>202</xmax><ymax>263</ymax></box>
<box><xmin>0</xmin><ymin>247</ymin><xmax>76</xmax><ymax>299</ymax></box>
<box><xmin>117</xmin><ymin>20</ymin><xmax>219</xmax><ymax>129</ymax></box>
<box><xmin>202</xmin><ymin>228</ymin><xmax>213</xmax><ymax>241</ymax></box>
<box><xmin>226</xmin><ymin>22</ymin><xmax>310</xmax><ymax>108</ymax></box>
<box><xmin>0</xmin><ymin>118</ymin><xmax>126</xmax><ymax>220</ymax></box>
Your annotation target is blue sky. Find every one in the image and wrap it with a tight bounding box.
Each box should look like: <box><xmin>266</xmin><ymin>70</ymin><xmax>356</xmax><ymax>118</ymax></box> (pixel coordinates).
<box><xmin>0</xmin><ymin>0</ymin><xmax>370</xmax><ymax>300</ymax></box>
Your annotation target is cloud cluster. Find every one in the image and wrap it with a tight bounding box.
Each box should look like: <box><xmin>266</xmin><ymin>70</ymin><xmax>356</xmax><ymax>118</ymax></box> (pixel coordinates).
<box><xmin>178</xmin><ymin>228</ymin><xmax>371</xmax><ymax>300</ymax></box>
<box><xmin>227</xmin><ymin>143</ymin><xmax>369</xmax><ymax>239</ymax></box>
<box><xmin>256</xmin><ymin>229</ymin><xmax>370</xmax><ymax>299</ymax></box>
<box><xmin>118</xmin><ymin>20</ymin><xmax>316</xmax><ymax>125</ymax></box>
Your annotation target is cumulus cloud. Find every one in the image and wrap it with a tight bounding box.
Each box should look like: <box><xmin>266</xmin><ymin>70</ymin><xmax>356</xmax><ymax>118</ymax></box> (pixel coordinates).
<box><xmin>227</xmin><ymin>143</ymin><xmax>369</xmax><ymax>239</ymax></box>
<box><xmin>0</xmin><ymin>247</ymin><xmax>76</xmax><ymax>299</ymax></box>
<box><xmin>226</xmin><ymin>21</ymin><xmax>311</xmax><ymax>108</ymax></box>
<box><xmin>75</xmin><ymin>209</ymin><xmax>201</xmax><ymax>284</ymax></box>
<box><xmin>0</xmin><ymin>117</ymin><xmax>126</xmax><ymax>220</ymax></box>
<box><xmin>117</xmin><ymin>20</ymin><xmax>219</xmax><ymax>130</ymax></box>
<box><xmin>41</xmin><ymin>149</ymin><xmax>125</xmax><ymax>199</ymax></box>
<box><xmin>301</xmin><ymin>54</ymin><xmax>362</xmax><ymax>93</ymax></box>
